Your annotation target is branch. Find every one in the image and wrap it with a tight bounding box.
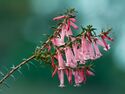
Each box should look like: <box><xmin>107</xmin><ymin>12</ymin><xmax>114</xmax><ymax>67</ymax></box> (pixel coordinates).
<box><xmin>0</xmin><ymin>16</ymin><xmax>67</xmax><ymax>85</ymax></box>
<box><xmin>0</xmin><ymin>55</ymin><xmax>35</xmax><ymax>84</ymax></box>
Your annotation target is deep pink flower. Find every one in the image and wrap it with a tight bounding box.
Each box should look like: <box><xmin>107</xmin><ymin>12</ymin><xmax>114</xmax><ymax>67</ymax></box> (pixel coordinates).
<box><xmin>52</xmin><ymin>67</ymin><xmax>58</xmax><ymax>78</ymax></box>
<box><xmin>51</xmin><ymin>57</ymin><xmax>56</xmax><ymax>68</ymax></box>
<box><xmin>78</xmin><ymin>68</ymin><xmax>86</xmax><ymax>84</ymax></box>
<box><xmin>86</xmin><ymin>69</ymin><xmax>95</xmax><ymax>76</ymax></box>
<box><xmin>65</xmin><ymin>69</ymin><xmax>72</xmax><ymax>84</ymax></box>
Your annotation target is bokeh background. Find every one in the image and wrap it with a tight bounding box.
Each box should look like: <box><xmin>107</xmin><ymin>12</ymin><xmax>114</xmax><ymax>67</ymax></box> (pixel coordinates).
<box><xmin>0</xmin><ymin>0</ymin><xmax>125</xmax><ymax>94</ymax></box>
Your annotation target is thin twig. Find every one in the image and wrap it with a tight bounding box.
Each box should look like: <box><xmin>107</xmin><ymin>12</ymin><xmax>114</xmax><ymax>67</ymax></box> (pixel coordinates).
<box><xmin>0</xmin><ymin>17</ymin><xmax>67</xmax><ymax>85</ymax></box>
<box><xmin>0</xmin><ymin>55</ymin><xmax>35</xmax><ymax>84</ymax></box>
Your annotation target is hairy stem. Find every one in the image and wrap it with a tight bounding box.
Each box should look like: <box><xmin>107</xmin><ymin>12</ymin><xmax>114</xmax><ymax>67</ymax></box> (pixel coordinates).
<box><xmin>0</xmin><ymin>55</ymin><xmax>35</xmax><ymax>84</ymax></box>
<box><xmin>0</xmin><ymin>17</ymin><xmax>67</xmax><ymax>85</ymax></box>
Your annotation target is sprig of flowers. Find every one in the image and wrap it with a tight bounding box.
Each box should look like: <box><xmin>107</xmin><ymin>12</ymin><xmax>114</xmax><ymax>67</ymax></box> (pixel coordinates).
<box><xmin>0</xmin><ymin>9</ymin><xmax>113</xmax><ymax>88</ymax></box>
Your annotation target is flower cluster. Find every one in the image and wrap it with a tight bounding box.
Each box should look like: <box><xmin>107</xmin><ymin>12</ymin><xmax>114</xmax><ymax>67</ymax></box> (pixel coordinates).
<box><xmin>0</xmin><ymin>9</ymin><xmax>113</xmax><ymax>88</ymax></box>
<box><xmin>49</xmin><ymin>11</ymin><xmax>113</xmax><ymax>87</ymax></box>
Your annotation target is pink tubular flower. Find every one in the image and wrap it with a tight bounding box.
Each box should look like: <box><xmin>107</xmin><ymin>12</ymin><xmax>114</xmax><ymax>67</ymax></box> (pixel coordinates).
<box><xmin>51</xmin><ymin>57</ymin><xmax>56</xmax><ymax>68</ymax></box>
<box><xmin>64</xmin><ymin>47</ymin><xmax>77</xmax><ymax>68</ymax></box>
<box><xmin>70</xmin><ymin>18</ymin><xmax>76</xmax><ymax>22</ymax></box>
<box><xmin>88</xmin><ymin>42</ymin><xmax>95</xmax><ymax>60</ymax></box>
<box><xmin>58</xmin><ymin>69</ymin><xmax>65</xmax><ymax>87</ymax></box>
<box><xmin>73</xmin><ymin>70</ymin><xmax>80</xmax><ymax>87</ymax></box>
<box><xmin>57</xmin><ymin>50</ymin><xmax>65</xmax><ymax>70</ymax></box>
<box><xmin>72</xmin><ymin>43</ymin><xmax>79</xmax><ymax>61</ymax></box>
<box><xmin>65</xmin><ymin>69</ymin><xmax>72</xmax><ymax>84</ymax></box>
<box><xmin>101</xmin><ymin>35</ymin><xmax>109</xmax><ymax>51</ymax></box>
<box><xmin>93</xmin><ymin>42</ymin><xmax>102</xmax><ymax>59</ymax></box>
<box><xmin>81</xmin><ymin>36</ymin><xmax>90</xmax><ymax>60</ymax></box>
<box><xmin>65</xmin><ymin>25</ymin><xmax>73</xmax><ymax>36</ymax></box>
<box><xmin>96</xmin><ymin>38</ymin><xmax>110</xmax><ymax>51</ymax></box>
<box><xmin>86</xmin><ymin>69</ymin><xmax>95</xmax><ymax>76</ymax></box>
<box><xmin>53</xmin><ymin>15</ymin><xmax>66</xmax><ymax>20</ymax></box>
<box><xmin>51</xmin><ymin>37</ymin><xmax>65</xmax><ymax>46</ymax></box>
<box><xmin>78</xmin><ymin>68</ymin><xmax>86</xmax><ymax>84</ymax></box>
<box><xmin>70</xmin><ymin>21</ymin><xmax>78</xmax><ymax>29</ymax></box>
<box><xmin>52</xmin><ymin>67</ymin><xmax>58</xmax><ymax>78</ymax></box>
<box><xmin>103</xmin><ymin>31</ymin><xmax>113</xmax><ymax>41</ymax></box>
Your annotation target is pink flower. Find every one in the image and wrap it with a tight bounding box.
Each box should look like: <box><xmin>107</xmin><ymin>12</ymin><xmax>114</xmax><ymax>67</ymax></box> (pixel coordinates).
<box><xmin>96</xmin><ymin>38</ymin><xmax>110</xmax><ymax>51</ymax></box>
<box><xmin>72</xmin><ymin>43</ymin><xmax>79</xmax><ymax>61</ymax></box>
<box><xmin>51</xmin><ymin>57</ymin><xmax>56</xmax><ymax>68</ymax></box>
<box><xmin>51</xmin><ymin>37</ymin><xmax>65</xmax><ymax>46</ymax></box>
<box><xmin>78</xmin><ymin>68</ymin><xmax>86</xmax><ymax>84</ymax></box>
<box><xmin>73</xmin><ymin>70</ymin><xmax>80</xmax><ymax>87</ymax></box>
<box><xmin>58</xmin><ymin>69</ymin><xmax>65</xmax><ymax>87</ymax></box>
<box><xmin>103</xmin><ymin>32</ymin><xmax>113</xmax><ymax>41</ymax></box>
<box><xmin>81</xmin><ymin>36</ymin><xmax>90</xmax><ymax>60</ymax></box>
<box><xmin>70</xmin><ymin>21</ymin><xmax>78</xmax><ymax>29</ymax></box>
<box><xmin>65</xmin><ymin>25</ymin><xmax>73</xmax><ymax>36</ymax></box>
<box><xmin>64</xmin><ymin>47</ymin><xmax>77</xmax><ymax>68</ymax></box>
<box><xmin>52</xmin><ymin>67</ymin><xmax>58</xmax><ymax>78</ymax></box>
<box><xmin>53</xmin><ymin>15</ymin><xmax>66</xmax><ymax>20</ymax></box>
<box><xmin>93</xmin><ymin>42</ymin><xmax>102</xmax><ymax>59</ymax></box>
<box><xmin>86</xmin><ymin>32</ymin><xmax>92</xmax><ymax>42</ymax></box>
<box><xmin>70</xmin><ymin>18</ymin><xmax>76</xmax><ymax>22</ymax></box>
<box><xmin>88</xmin><ymin>42</ymin><xmax>95</xmax><ymax>60</ymax></box>
<box><xmin>86</xmin><ymin>69</ymin><xmax>95</xmax><ymax>76</ymax></box>
<box><xmin>57</xmin><ymin>50</ymin><xmax>65</xmax><ymax>70</ymax></box>
<box><xmin>101</xmin><ymin>36</ymin><xmax>110</xmax><ymax>51</ymax></box>
<box><xmin>65</xmin><ymin>69</ymin><xmax>72</xmax><ymax>84</ymax></box>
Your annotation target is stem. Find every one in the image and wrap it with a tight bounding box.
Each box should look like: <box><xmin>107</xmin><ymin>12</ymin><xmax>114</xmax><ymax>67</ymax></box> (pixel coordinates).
<box><xmin>0</xmin><ymin>55</ymin><xmax>35</xmax><ymax>84</ymax></box>
<box><xmin>0</xmin><ymin>17</ymin><xmax>67</xmax><ymax>85</ymax></box>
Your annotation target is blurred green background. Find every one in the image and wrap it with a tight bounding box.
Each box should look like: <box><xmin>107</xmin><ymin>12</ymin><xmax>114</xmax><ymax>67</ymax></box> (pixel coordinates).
<box><xmin>0</xmin><ymin>0</ymin><xmax>125</xmax><ymax>94</ymax></box>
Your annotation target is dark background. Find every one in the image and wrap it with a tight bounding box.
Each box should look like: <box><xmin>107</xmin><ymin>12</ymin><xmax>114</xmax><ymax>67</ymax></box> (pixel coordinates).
<box><xmin>0</xmin><ymin>0</ymin><xmax>125</xmax><ymax>94</ymax></box>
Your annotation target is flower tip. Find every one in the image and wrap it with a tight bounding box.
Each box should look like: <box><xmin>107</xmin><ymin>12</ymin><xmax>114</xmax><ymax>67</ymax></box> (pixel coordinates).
<box><xmin>104</xmin><ymin>44</ymin><xmax>110</xmax><ymax>51</ymax></box>
<box><xmin>59</xmin><ymin>84</ymin><xmax>65</xmax><ymax>88</ymax></box>
<box><xmin>74</xmin><ymin>83</ymin><xmax>81</xmax><ymax>87</ymax></box>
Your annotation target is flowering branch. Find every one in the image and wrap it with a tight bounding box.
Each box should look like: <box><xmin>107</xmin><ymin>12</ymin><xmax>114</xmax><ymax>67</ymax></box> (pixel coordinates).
<box><xmin>0</xmin><ymin>8</ymin><xmax>113</xmax><ymax>88</ymax></box>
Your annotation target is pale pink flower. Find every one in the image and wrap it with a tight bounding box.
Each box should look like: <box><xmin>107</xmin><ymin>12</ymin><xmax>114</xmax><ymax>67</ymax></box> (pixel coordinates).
<box><xmin>88</xmin><ymin>42</ymin><xmax>95</xmax><ymax>60</ymax></box>
<box><xmin>51</xmin><ymin>37</ymin><xmax>65</xmax><ymax>46</ymax></box>
<box><xmin>72</xmin><ymin>43</ymin><xmax>79</xmax><ymax>61</ymax></box>
<box><xmin>73</xmin><ymin>70</ymin><xmax>81</xmax><ymax>87</ymax></box>
<box><xmin>81</xmin><ymin>36</ymin><xmax>90</xmax><ymax>60</ymax></box>
<box><xmin>53</xmin><ymin>15</ymin><xmax>66</xmax><ymax>20</ymax></box>
<box><xmin>58</xmin><ymin>69</ymin><xmax>65</xmax><ymax>87</ymax></box>
<box><xmin>64</xmin><ymin>47</ymin><xmax>77</xmax><ymax>68</ymax></box>
<box><xmin>70</xmin><ymin>21</ymin><xmax>78</xmax><ymax>29</ymax></box>
<box><xmin>65</xmin><ymin>24</ymin><xmax>73</xmax><ymax>36</ymax></box>
<box><xmin>93</xmin><ymin>42</ymin><xmax>102</xmax><ymax>59</ymax></box>
<box><xmin>70</xmin><ymin>18</ymin><xmax>76</xmax><ymax>22</ymax></box>
<box><xmin>96</xmin><ymin>38</ymin><xmax>110</xmax><ymax>51</ymax></box>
